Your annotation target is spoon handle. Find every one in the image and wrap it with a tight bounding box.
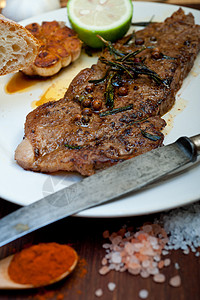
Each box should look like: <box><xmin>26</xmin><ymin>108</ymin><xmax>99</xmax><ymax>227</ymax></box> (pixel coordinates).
<box><xmin>0</xmin><ymin>255</ymin><xmax>33</xmax><ymax>289</ymax></box>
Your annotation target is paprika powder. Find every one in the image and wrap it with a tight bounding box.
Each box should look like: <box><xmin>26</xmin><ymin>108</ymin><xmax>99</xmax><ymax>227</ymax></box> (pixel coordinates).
<box><xmin>8</xmin><ymin>242</ymin><xmax>78</xmax><ymax>286</ymax></box>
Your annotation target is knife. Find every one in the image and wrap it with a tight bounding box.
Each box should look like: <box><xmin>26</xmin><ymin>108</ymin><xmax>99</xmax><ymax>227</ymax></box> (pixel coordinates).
<box><xmin>0</xmin><ymin>134</ymin><xmax>199</xmax><ymax>247</ymax></box>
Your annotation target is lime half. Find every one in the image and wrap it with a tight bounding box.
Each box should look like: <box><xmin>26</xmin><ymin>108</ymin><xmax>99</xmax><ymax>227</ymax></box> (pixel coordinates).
<box><xmin>67</xmin><ymin>0</ymin><xmax>133</xmax><ymax>48</ymax></box>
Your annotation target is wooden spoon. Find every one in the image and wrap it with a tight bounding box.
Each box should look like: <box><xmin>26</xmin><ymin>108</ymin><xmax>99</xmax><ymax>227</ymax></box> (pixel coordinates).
<box><xmin>0</xmin><ymin>252</ymin><xmax>78</xmax><ymax>289</ymax></box>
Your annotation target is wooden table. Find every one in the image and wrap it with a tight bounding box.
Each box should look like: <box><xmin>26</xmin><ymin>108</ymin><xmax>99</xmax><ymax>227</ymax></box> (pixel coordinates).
<box><xmin>0</xmin><ymin>1</ymin><xmax>200</xmax><ymax>300</ymax></box>
<box><xmin>0</xmin><ymin>201</ymin><xmax>200</xmax><ymax>300</ymax></box>
<box><xmin>60</xmin><ymin>0</ymin><xmax>200</xmax><ymax>10</ymax></box>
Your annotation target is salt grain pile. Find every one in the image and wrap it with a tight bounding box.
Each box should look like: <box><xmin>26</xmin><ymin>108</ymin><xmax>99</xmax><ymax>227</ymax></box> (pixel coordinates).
<box><xmin>98</xmin><ymin>201</ymin><xmax>200</xmax><ymax>292</ymax></box>
<box><xmin>159</xmin><ymin>202</ymin><xmax>200</xmax><ymax>254</ymax></box>
<box><xmin>100</xmin><ymin>223</ymin><xmax>169</xmax><ymax>282</ymax></box>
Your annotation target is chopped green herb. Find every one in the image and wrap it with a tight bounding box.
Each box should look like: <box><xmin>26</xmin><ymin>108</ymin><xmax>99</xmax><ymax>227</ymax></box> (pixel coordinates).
<box><xmin>99</xmin><ymin>57</ymin><xmax>134</xmax><ymax>78</ymax></box>
<box><xmin>92</xmin><ymin>36</ymin><xmax>168</xmax><ymax>109</ymax></box>
<box><xmin>131</xmin><ymin>21</ymin><xmax>156</xmax><ymax>27</ymax></box>
<box><xmin>132</xmin><ymin>15</ymin><xmax>155</xmax><ymax>27</ymax></box>
<box><xmin>97</xmin><ymin>35</ymin><xmax>125</xmax><ymax>57</ymax></box>
<box><xmin>122</xmin><ymin>31</ymin><xmax>136</xmax><ymax>45</ymax></box>
<box><xmin>128</xmin><ymin>118</ymin><xmax>147</xmax><ymax>125</ymax></box>
<box><xmin>99</xmin><ymin>104</ymin><xmax>133</xmax><ymax>117</ymax></box>
<box><xmin>118</xmin><ymin>46</ymin><xmax>146</xmax><ymax>62</ymax></box>
<box><xmin>65</xmin><ymin>144</ymin><xmax>82</xmax><ymax>150</ymax></box>
<box><xmin>141</xmin><ymin>130</ymin><xmax>161</xmax><ymax>141</ymax></box>
<box><xmin>100</xmin><ymin>56</ymin><xmax>168</xmax><ymax>87</ymax></box>
<box><xmin>161</xmin><ymin>54</ymin><xmax>177</xmax><ymax>60</ymax></box>
<box><xmin>105</xmin><ymin>72</ymin><xmax>116</xmax><ymax>108</ymax></box>
<box><xmin>88</xmin><ymin>68</ymin><xmax>111</xmax><ymax>84</ymax></box>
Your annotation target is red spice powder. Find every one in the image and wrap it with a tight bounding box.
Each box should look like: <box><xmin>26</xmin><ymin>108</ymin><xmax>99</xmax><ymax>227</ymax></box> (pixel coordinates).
<box><xmin>8</xmin><ymin>242</ymin><xmax>78</xmax><ymax>286</ymax></box>
<box><xmin>56</xmin><ymin>293</ymin><xmax>65</xmax><ymax>300</ymax></box>
<box><xmin>29</xmin><ymin>257</ymin><xmax>87</xmax><ymax>300</ymax></box>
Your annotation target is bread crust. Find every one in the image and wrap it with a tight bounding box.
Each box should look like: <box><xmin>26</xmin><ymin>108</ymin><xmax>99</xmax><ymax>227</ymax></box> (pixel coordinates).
<box><xmin>0</xmin><ymin>14</ymin><xmax>40</xmax><ymax>76</ymax></box>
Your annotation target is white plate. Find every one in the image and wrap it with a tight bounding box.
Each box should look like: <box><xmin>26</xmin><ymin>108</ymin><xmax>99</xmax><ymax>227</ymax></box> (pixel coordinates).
<box><xmin>0</xmin><ymin>2</ymin><xmax>200</xmax><ymax>217</ymax></box>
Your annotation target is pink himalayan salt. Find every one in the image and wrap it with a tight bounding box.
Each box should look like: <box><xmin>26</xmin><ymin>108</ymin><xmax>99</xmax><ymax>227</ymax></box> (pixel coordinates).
<box><xmin>169</xmin><ymin>275</ymin><xmax>181</xmax><ymax>287</ymax></box>
<box><xmin>107</xmin><ymin>282</ymin><xmax>116</xmax><ymax>291</ymax></box>
<box><xmin>111</xmin><ymin>252</ymin><xmax>122</xmax><ymax>264</ymax></box>
<box><xmin>103</xmin><ymin>230</ymin><xmax>110</xmax><ymax>239</ymax></box>
<box><xmin>153</xmin><ymin>273</ymin><xmax>166</xmax><ymax>283</ymax></box>
<box><xmin>128</xmin><ymin>266</ymin><xmax>141</xmax><ymax>275</ymax></box>
<box><xmin>112</xmin><ymin>235</ymin><xmax>122</xmax><ymax>245</ymax></box>
<box><xmin>99</xmin><ymin>265</ymin><xmax>110</xmax><ymax>275</ymax></box>
<box><xmin>140</xmin><ymin>269</ymin><xmax>150</xmax><ymax>278</ymax></box>
<box><xmin>139</xmin><ymin>289</ymin><xmax>149</xmax><ymax>299</ymax></box>
<box><xmin>95</xmin><ymin>288</ymin><xmax>103</xmax><ymax>297</ymax></box>
<box><xmin>100</xmin><ymin>223</ymin><xmax>169</xmax><ymax>280</ymax></box>
<box><xmin>164</xmin><ymin>258</ymin><xmax>171</xmax><ymax>267</ymax></box>
<box><xmin>158</xmin><ymin>260</ymin><xmax>164</xmax><ymax>269</ymax></box>
<box><xmin>101</xmin><ymin>257</ymin><xmax>107</xmax><ymax>266</ymax></box>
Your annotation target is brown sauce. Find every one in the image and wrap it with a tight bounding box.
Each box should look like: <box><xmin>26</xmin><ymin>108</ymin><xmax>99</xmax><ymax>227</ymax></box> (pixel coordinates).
<box><xmin>5</xmin><ymin>52</ymin><xmax>99</xmax><ymax>107</ymax></box>
<box><xmin>32</xmin><ymin>91</ymin><xmax>52</xmax><ymax>108</ymax></box>
<box><xmin>5</xmin><ymin>71</ymin><xmax>67</xmax><ymax>109</ymax></box>
<box><xmin>32</xmin><ymin>81</ymin><xmax>66</xmax><ymax>108</ymax></box>
<box><xmin>5</xmin><ymin>72</ymin><xmax>49</xmax><ymax>94</ymax></box>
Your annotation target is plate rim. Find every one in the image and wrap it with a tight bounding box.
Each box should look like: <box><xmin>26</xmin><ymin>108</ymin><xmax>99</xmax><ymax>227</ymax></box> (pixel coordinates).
<box><xmin>0</xmin><ymin>1</ymin><xmax>199</xmax><ymax>217</ymax></box>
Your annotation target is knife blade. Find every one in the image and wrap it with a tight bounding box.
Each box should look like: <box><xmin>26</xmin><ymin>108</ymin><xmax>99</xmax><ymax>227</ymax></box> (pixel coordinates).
<box><xmin>0</xmin><ymin>134</ymin><xmax>199</xmax><ymax>247</ymax></box>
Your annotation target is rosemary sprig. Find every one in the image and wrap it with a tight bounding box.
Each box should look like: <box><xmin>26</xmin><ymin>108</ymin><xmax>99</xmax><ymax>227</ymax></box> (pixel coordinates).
<box><xmin>99</xmin><ymin>57</ymin><xmax>134</xmax><ymax>78</ymax></box>
<box><xmin>99</xmin><ymin>104</ymin><xmax>133</xmax><ymax>117</ymax></box>
<box><xmin>162</xmin><ymin>54</ymin><xmax>177</xmax><ymax>60</ymax></box>
<box><xmin>98</xmin><ymin>36</ymin><xmax>167</xmax><ymax>86</ymax></box>
<box><xmin>128</xmin><ymin>118</ymin><xmax>147</xmax><ymax>125</ymax></box>
<box><xmin>118</xmin><ymin>46</ymin><xmax>146</xmax><ymax>62</ymax></box>
<box><xmin>131</xmin><ymin>21</ymin><xmax>156</xmax><ymax>27</ymax></box>
<box><xmin>92</xmin><ymin>36</ymin><xmax>168</xmax><ymax>110</ymax></box>
<box><xmin>141</xmin><ymin>130</ymin><xmax>161</xmax><ymax>141</ymax></box>
<box><xmin>132</xmin><ymin>15</ymin><xmax>155</xmax><ymax>27</ymax></box>
<box><xmin>105</xmin><ymin>72</ymin><xmax>116</xmax><ymax>108</ymax></box>
<box><xmin>124</xmin><ymin>60</ymin><xmax>168</xmax><ymax>87</ymax></box>
<box><xmin>97</xmin><ymin>35</ymin><xmax>125</xmax><ymax>57</ymax></box>
<box><xmin>88</xmin><ymin>68</ymin><xmax>111</xmax><ymax>84</ymax></box>
<box><xmin>64</xmin><ymin>144</ymin><xmax>82</xmax><ymax>150</ymax></box>
<box><xmin>100</xmin><ymin>56</ymin><xmax>168</xmax><ymax>87</ymax></box>
<box><xmin>122</xmin><ymin>31</ymin><xmax>136</xmax><ymax>45</ymax></box>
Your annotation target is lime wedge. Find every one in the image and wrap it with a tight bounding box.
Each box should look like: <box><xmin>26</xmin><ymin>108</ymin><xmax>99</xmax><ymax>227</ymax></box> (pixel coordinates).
<box><xmin>67</xmin><ymin>0</ymin><xmax>133</xmax><ymax>48</ymax></box>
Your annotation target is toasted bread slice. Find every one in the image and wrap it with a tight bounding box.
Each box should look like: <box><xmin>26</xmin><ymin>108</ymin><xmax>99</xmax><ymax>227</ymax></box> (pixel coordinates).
<box><xmin>22</xmin><ymin>21</ymin><xmax>82</xmax><ymax>77</ymax></box>
<box><xmin>0</xmin><ymin>15</ymin><xmax>40</xmax><ymax>76</ymax></box>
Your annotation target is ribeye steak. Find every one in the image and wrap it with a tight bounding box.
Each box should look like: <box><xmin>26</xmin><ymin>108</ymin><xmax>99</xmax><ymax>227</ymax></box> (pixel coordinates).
<box><xmin>15</xmin><ymin>9</ymin><xmax>200</xmax><ymax>176</ymax></box>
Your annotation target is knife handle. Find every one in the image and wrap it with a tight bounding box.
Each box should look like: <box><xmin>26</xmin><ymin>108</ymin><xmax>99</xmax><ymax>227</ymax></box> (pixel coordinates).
<box><xmin>190</xmin><ymin>134</ymin><xmax>200</xmax><ymax>156</ymax></box>
<box><xmin>177</xmin><ymin>134</ymin><xmax>200</xmax><ymax>162</ymax></box>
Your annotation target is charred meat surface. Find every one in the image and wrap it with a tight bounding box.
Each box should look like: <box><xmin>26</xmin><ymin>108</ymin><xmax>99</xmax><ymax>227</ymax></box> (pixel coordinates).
<box><xmin>15</xmin><ymin>9</ymin><xmax>200</xmax><ymax>176</ymax></box>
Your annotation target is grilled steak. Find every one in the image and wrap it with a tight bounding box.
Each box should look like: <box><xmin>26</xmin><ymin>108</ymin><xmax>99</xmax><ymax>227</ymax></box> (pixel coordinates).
<box><xmin>15</xmin><ymin>9</ymin><xmax>200</xmax><ymax>176</ymax></box>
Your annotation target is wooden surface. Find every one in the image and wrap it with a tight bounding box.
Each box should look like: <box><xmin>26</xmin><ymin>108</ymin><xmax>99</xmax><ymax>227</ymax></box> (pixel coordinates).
<box><xmin>60</xmin><ymin>0</ymin><xmax>200</xmax><ymax>10</ymax></box>
<box><xmin>0</xmin><ymin>198</ymin><xmax>200</xmax><ymax>300</ymax></box>
<box><xmin>0</xmin><ymin>1</ymin><xmax>200</xmax><ymax>300</ymax></box>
